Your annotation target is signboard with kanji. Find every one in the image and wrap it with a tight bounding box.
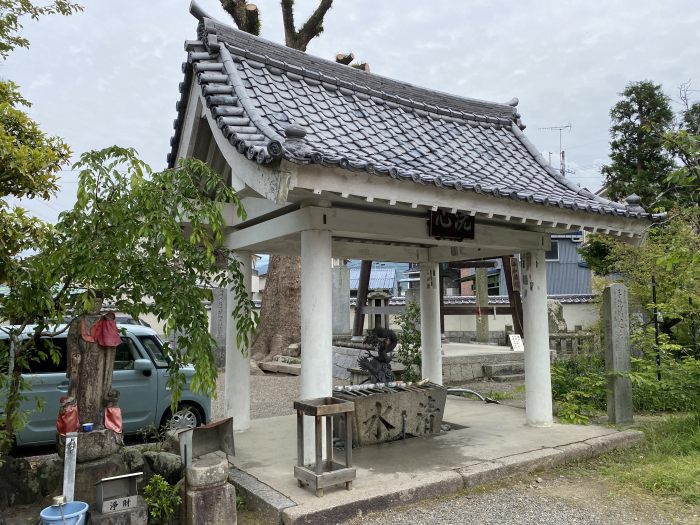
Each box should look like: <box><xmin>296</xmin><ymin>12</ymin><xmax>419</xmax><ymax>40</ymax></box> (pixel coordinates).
<box><xmin>103</xmin><ymin>495</ymin><xmax>138</xmax><ymax>514</ymax></box>
<box><xmin>428</xmin><ymin>210</ymin><xmax>475</xmax><ymax>240</ymax></box>
<box><xmin>95</xmin><ymin>472</ymin><xmax>142</xmax><ymax>514</ymax></box>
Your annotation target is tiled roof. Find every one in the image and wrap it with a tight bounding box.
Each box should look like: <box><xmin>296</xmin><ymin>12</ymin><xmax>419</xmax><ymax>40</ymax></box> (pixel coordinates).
<box><xmin>349</xmin><ymin>268</ymin><xmax>397</xmax><ymax>291</ymax></box>
<box><xmin>349</xmin><ymin>294</ymin><xmax>597</xmax><ymax>307</ymax></box>
<box><xmin>169</xmin><ymin>3</ymin><xmax>653</xmax><ymax>220</ymax></box>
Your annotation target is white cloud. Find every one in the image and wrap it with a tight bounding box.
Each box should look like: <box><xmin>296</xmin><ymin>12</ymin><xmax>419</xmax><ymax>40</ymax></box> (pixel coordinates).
<box><xmin>3</xmin><ymin>0</ymin><xmax>698</xmax><ymax>216</ymax></box>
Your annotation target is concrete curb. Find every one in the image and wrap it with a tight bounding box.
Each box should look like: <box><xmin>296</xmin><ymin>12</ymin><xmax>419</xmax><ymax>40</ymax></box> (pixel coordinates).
<box><xmin>247</xmin><ymin>429</ymin><xmax>645</xmax><ymax>524</ymax></box>
<box><xmin>280</xmin><ymin>471</ymin><xmax>464</xmax><ymax>525</ymax></box>
<box><xmin>229</xmin><ymin>467</ymin><xmax>296</xmax><ymax>524</ymax></box>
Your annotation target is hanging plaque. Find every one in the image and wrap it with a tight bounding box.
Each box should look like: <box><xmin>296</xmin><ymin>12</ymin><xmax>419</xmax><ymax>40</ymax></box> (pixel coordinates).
<box><xmin>428</xmin><ymin>210</ymin><xmax>475</xmax><ymax>240</ymax></box>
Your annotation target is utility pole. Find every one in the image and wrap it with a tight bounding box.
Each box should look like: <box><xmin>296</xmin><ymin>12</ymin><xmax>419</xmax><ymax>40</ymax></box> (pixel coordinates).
<box><xmin>539</xmin><ymin>123</ymin><xmax>573</xmax><ymax>176</ymax></box>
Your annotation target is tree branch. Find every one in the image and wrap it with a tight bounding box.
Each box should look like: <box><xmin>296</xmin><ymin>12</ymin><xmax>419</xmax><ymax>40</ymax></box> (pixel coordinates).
<box><xmin>220</xmin><ymin>0</ymin><xmax>247</xmax><ymax>29</ymax></box>
<box><xmin>297</xmin><ymin>0</ymin><xmax>333</xmax><ymax>51</ymax></box>
<box><xmin>280</xmin><ymin>0</ymin><xmax>297</xmax><ymax>48</ymax></box>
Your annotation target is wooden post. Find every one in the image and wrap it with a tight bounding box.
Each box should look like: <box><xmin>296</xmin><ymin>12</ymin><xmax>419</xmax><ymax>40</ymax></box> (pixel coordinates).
<box><xmin>351</xmin><ymin>260</ymin><xmax>372</xmax><ymax>341</ymax></box>
<box><xmin>502</xmin><ymin>255</ymin><xmax>524</xmax><ymax>337</ymax></box>
<box><xmin>475</xmin><ymin>268</ymin><xmax>489</xmax><ymax>343</ymax></box>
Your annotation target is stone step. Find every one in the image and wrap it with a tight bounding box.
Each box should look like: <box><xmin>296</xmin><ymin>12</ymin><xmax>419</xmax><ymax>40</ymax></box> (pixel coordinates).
<box><xmin>482</xmin><ymin>361</ymin><xmax>525</xmax><ymax>378</ymax></box>
<box><xmin>258</xmin><ymin>361</ymin><xmax>301</xmax><ymax>376</ymax></box>
<box><xmin>492</xmin><ymin>373</ymin><xmax>525</xmax><ymax>382</ymax></box>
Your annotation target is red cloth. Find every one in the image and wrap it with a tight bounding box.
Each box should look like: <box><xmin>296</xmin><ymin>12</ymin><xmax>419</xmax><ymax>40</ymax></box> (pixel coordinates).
<box><xmin>56</xmin><ymin>404</ymin><xmax>79</xmax><ymax>436</ymax></box>
<box><xmin>81</xmin><ymin>312</ymin><xmax>121</xmax><ymax>347</ymax></box>
<box><xmin>104</xmin><ymin>406</ymin><xmax>123</xmax><ymax>434</ymax></box>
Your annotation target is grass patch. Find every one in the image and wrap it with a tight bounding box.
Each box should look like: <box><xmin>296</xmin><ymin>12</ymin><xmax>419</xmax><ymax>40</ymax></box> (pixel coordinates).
<box><xmin>483</xmin><ymin>390</ymin><xmax>515</xmax><ymax>401</ymax></box>
<box><xmin>581</xmin><ymin>413</ymin><xmax>700</xmax><ymax>505</ymax></box>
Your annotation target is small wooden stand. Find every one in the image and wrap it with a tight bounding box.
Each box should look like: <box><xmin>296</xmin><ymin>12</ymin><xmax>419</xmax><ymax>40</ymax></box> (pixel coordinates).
<box><xmin>294</xmin><ymin>397</ymin><xmax>356</xmax><ymax>497</ymax></box>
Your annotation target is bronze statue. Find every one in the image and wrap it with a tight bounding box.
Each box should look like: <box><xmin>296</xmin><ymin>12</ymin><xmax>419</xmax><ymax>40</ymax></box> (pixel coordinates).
<box><xmin>358</xmin><ymin>327</ymin><xmax>397</xmax><ymax>384</ymax></box>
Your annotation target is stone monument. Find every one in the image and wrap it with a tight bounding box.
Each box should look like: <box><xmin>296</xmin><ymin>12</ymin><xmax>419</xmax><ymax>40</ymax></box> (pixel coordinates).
<box><xmin>602</xmin><ymin>283</ymin><xmax>633</xmax><ymax>424</ymax></box>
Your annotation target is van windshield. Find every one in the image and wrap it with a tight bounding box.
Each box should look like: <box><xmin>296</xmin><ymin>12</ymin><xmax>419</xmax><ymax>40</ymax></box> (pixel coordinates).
<box><xmin>138</xmin><ymin>335</ymin><xmax>168</xmax><ymax>368</ymax></box>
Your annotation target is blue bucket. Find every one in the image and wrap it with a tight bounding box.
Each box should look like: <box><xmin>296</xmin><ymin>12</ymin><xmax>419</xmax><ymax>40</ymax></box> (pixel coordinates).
<box><xmin>39</xmin><ymin>501</ymin><xmax>89</xmax><ymax>525</ymax></box>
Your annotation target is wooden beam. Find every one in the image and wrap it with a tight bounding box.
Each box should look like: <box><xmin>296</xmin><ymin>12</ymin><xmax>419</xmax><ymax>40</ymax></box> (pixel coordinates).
<box><xmin>502</xmin><ymin>255</ymin><xmax>524</xmax><ymax>337</ymax></box>
<box><xmin>449</xmin><ymin>260</ymin><xmax>498</xmax><ymax>269</ymax></box>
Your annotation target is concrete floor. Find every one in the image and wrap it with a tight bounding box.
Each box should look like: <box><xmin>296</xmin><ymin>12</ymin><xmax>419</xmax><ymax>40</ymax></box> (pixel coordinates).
<box><xmin>232</xmin><ymin>396</ymin><xmax>627</xmax><ymax>523</ymax></box>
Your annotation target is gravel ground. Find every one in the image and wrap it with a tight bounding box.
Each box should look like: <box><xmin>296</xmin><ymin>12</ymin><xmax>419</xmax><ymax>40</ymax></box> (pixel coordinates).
<box><xmin>212</xmin><ymin>371</ymin><xmax>348</xmax><ymax>420</ymax></box>
<box><xmin>345</xmin><ymin>474</ymin><xmax>696</xmax><ymax>525</ymax></box>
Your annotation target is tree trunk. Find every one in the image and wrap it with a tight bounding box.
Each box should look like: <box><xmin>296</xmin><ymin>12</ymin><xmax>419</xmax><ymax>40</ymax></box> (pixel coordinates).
<box><xmin>66</xmin><ymin>315</ymin><xmax>116</xmax><ymax>426</ymax></box>
<box><xmin>0</xmin><ymin>346</ymin><xmax>24</xmax><ymax>459</ymax></box>
<box><xmin>250</xmin><ymin>255</ymin><xmax>301</xmax><ymax>361</ymax></box>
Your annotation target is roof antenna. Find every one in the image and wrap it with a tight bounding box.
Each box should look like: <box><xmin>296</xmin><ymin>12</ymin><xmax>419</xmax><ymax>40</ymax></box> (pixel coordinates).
<box><xmin>538</xmin><ymin>123</ymin><xmax>574</xmax><ymax>176</ymax></box>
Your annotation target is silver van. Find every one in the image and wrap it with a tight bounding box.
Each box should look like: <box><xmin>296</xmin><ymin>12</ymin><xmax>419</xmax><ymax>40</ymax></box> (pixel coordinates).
<box><xmin>1</xmin><ymin>324</ymin><xmax>211</xmax><ymax>446</ymax></box>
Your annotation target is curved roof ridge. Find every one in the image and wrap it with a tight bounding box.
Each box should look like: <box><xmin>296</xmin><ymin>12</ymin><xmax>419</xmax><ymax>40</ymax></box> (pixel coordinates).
<box><xmin>201</xmin><ymin>17</ymin><xmax>518</xmax><ymax>122</ymax></box>
<box><xmin>217</xmin><ymin>42</ymin><xmax>284</xmax><ymax>145</ymax></box>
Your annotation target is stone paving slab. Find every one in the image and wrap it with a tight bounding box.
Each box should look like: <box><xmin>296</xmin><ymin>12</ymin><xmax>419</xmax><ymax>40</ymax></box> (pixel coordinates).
<box><xmin>229</xmin><ymin>398</ymin><xmax>643</xmax><ymax>525</ymax></box>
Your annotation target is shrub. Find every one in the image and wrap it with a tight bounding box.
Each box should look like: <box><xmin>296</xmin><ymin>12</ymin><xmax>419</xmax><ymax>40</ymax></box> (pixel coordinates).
<box><xmin>143</xmin><ymin>474</ymin><xmax>181</xmax><ymax>525</ymax></box>
<box><xmin>395</xmin><ymin>301</ymin><xmax>421</xmax><ymax>382</ymax></box>
<box><xmin>551</xmin><ymin>327</ymin><xmax>700</xmax><ymax>423</ymax></box>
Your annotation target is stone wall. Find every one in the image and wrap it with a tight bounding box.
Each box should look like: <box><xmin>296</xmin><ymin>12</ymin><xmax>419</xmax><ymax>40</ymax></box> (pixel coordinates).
<box><xmin>332</xmin><ymin>345</ymin><xmax>363</xmax><ymax>380</ymax></box>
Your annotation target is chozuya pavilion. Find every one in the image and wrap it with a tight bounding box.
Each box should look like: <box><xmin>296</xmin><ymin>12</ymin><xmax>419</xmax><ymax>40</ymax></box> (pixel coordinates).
<box><xmin>171</xmin><ymin>2</ymin><xmax>655</xmax><ymax>450</ymax></box>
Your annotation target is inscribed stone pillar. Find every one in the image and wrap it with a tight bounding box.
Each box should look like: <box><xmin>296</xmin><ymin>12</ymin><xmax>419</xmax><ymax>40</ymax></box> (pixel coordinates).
<box><xmin>331</xmin><ymin>265</ymin><xmax>351</xmax><ymax>335</ymax></box>
<box><xmin>210</xmin><ymin>287</ymin><xmax>227</xmax><ymax>368</ymax></box>
<box><xmin>475</xmin><ymin>267</ymin><xmax>489</xmax><ymax>343</ymax></box>
<box><xmin>300</xmin><ymin>229</ymin><xmax>333</xmax><ymax>464</ymax></box>
<box><xmin>420</xmin><ymin>262</ymin><xmax>442</xmax><ymax>384</ymax></box>
<box><xmin>602</xmin><ymin>283</ymin><xmax>633</xmax><ymax>424</ymax></box>
<box><xmin>224</xmin><ymin>249</ymin><xmax>252</xmax><ymax>431</ymax></box>
<box><xmin>521</xmin><ymin>249</ymin><xmax>553</xmax><ymax>426</ymax></box>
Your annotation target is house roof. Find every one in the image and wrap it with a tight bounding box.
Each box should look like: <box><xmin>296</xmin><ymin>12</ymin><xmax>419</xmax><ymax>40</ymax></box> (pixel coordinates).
<box><xmin>349</xmin><ymin>268</ymin><xmax>397</xmax><ymax>291</ymax></box>
<box><xmin>169</xmin><ymin>2</ymin><xmax>653</xmax><ymax>220</ymax></box>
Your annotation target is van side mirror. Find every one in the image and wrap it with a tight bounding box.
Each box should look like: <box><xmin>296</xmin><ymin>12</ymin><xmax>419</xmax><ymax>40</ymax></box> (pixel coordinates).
<box><xmin>134</xmin><ymin>359</ymin><xmax>152</xmax><ymax>377</ymax></box>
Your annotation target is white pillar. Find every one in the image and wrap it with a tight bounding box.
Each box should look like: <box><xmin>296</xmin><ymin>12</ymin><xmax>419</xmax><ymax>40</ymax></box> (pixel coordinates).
<box><xmin>301</xmin><ymin>229</ymin><xmax>333</xmax><ymax>463</ymax></box>
<box><xmin>224</xmin><ymin>249</ymin><xmax>252</xmax><ymax>431</ymax></box>
<box><xmin>420</xmin><ymin>262</ymin><xmax>442</xmax><ymax>384</ymax></box>
<box><xmin>522</xmin><ymin>249</ymin><xmax>553</xmax><ymax>426</ymax></box>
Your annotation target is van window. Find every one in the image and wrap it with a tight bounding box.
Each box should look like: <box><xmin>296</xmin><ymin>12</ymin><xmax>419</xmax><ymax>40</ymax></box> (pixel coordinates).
<box><xmin>114</xmin><ymin>338</ymin><xmax>140</xmax><ymax>370</ymax></box>
<box><xmin>138</xmin><ymin>336</ymin><xmax>168</xmax><ymax>368</ymax></box>
<box><xmin>22</xmin><ymin>336</ymin><xmax>139</xmax><ymax>373</ymax></box>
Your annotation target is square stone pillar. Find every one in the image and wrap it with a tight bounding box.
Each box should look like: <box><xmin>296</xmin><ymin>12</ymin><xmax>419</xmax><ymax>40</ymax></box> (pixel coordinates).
<box><xmin>420</xmin><ymin>262</ymin><xmax>442</xmax><ymax>384</ymax></box>
<box><xmin>300</xmin><ymin>229</ymin><xmax>333</xmax><ymax>463</ymax></box>
<box><xmin>332</xmin><ymin>265</ymin><xmax>351</xmax><ymax>335</ymax></box>
<box><xmin>224</xmin><ymin>249</ymin><xmax>252</xmax><ymax>431</ymax></box>
<box><xmin>521</xmin><ymin>250</ymin><xmax>553</xmax><ymax>426</ymax></box>
<box><xmin>603</xmin><ymin>283</ymin><xmax>633</xmax><ymax>424</ymax></box>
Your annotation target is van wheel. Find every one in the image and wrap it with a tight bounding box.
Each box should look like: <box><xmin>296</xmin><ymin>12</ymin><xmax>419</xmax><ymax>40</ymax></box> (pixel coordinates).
<box><xmin>161</xmin><ymin>403</ymin><xmax>203</xmax><ymax>431</ymax></box>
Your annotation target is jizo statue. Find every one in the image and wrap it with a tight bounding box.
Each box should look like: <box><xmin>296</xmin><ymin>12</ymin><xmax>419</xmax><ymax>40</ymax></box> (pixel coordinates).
<box><xmin>66</xmin><ymin>295</ymin><xmax>122</xmax><ymax>431</ymax></box>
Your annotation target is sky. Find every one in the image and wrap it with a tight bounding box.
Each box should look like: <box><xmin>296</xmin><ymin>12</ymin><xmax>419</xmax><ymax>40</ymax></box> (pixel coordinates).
<box><xmin>4</xmin><ymin>0</ymin><xmax>699</xmax><ymax>223</ymax></box>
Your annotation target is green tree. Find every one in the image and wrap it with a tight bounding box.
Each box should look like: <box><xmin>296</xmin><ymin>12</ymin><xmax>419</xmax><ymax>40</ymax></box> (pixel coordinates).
<box><xmin>584</xmin><ymin>208</ymin><xmax>700</xmax><ymax>346</ymax></box>
<box><xmin>0</xmin><ymin>0</ymin><xmax>81</xmax><ymax>58</ymax></box>
<box><xmin>1</xmin><ymin>147</ymin><xmax>257</xmax><ymax>460</ymax></box>
<box><xmin>601</xmin><ymin>80</ymin><xmax>675</xmax><ymax>210</ymax></box>
<box><xmin>0</xmin><ymin>0</ymin><xmax>79</xmax><ymax>279</ymax></box>
<box><xmin>395</xmin><ymin>302</ymin><xmax>421</xmax><ymax>382</ymax></box>
<box><xmin>664</xmin><ymin>84</ymin><xmax>700</xmax><ymax>204</ymax></box>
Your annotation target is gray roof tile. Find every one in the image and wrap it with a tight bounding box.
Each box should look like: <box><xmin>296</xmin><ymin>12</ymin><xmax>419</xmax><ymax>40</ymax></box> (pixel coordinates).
<box><xmin>168</xmin><ymin>9</ymin><xmax>655</xmax><ymax>220</ymax></box>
